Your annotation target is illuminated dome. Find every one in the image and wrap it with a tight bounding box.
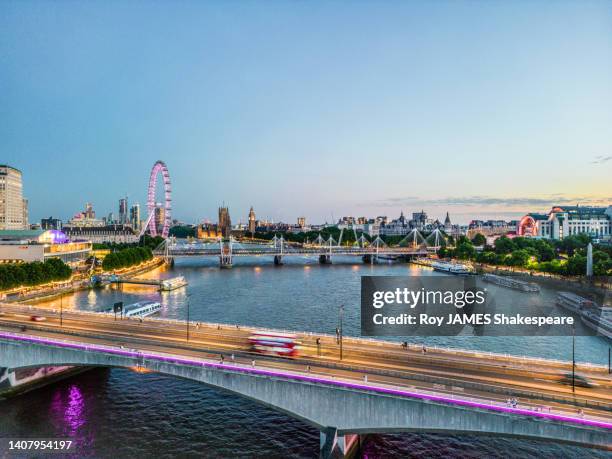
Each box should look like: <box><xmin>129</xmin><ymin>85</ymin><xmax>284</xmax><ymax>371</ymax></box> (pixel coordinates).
<box><xmin>39</xmin><ymin>229</ymin><xmax>69</xmax><ymax>244</ymax></box>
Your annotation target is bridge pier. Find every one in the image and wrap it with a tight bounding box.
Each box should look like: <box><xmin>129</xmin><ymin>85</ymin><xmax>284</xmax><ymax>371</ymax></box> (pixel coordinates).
<box><xmin>362</xmin><ymin>255</ymin><xmax>376</xmax><ymax>264</ymax></box>
<box><xmin>219</xmin><ymin>257</ymin><xmax>233</xmax><ymax>269</ymax></box>
<box><xmin>320</xmin><ymin>428</ymin><xmax>360</xmax><ymax>459</ymax></box>
<box><xmin>319</xmin><ymin>255</ymin><xmax>332</xmax><ymax>265</ymax></box>
<box><xmin>274</xmin><ymin>255</ymin><xmax>283</xmax><ymax>266</ymax></box>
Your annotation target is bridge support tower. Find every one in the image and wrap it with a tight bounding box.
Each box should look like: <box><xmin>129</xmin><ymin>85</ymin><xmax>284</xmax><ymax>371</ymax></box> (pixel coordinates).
<box><xmin>274</xmin><ymin>255</ymin><xmax>283</xmax><ymax>266</ymax></box>
<box><xmin>319</xmin><ymin>255</ymin><xmax>332</xmax><ymax>264</ymax></box>
<box><xmin>219</xmin><ymin>238</ymin><xmax>233</xmax><ymax>269</ymax></box>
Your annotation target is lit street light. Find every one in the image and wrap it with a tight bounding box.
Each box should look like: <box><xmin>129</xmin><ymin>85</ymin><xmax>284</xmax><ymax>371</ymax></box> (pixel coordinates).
<box><xmin>186</xmin><ymin>293</ymin><xmax>191</xmax><ymax>342</ymax></box>
<box><xmin>338</xmin><ymin>304</ymin><xmax>344</xmax><ymax>361</ymax></box>
<box><xmin>571</xmin><ymin>325</ymin><xmax>575</xmax><ymax>393</ymax></box>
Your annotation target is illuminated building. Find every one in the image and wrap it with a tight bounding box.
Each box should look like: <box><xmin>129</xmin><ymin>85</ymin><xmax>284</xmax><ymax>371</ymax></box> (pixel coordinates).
<box><xmin>518</xmin><ymin>205</ymin><xmax>612</xmax><ymax>240</ymax></box>
<box><xmin>0</xmin><ymin>229</ymin><xmax>91</xmax><ymax>264</ymax></box>
<box><xmin>197</xmin><ymin>223</ymin><xmax>221</xmax><ymax>239</ymax></box>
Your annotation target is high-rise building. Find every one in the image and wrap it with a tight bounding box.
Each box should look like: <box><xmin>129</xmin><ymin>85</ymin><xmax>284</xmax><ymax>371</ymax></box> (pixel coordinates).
<box><xmin>85</xmin><ymin>202</ymin><xmax>95</xmax><ymax>219</ymax></box>
<box><xmin>155</xmin><ymin>204</ymin><xmax>165</xmax><ymax>235</ymax></box>
<box><xmin>297</xmin><ymin>217</ymin><xmax>306</xmax><ymax>228</ymax></box>
<box><xmin>248</xmin><ymin>207</ymin><xmax>256</xmax><ymax>235</ymax></box>
<box><xmin>119</xmin><ymin>197</ymin><xmax>128</xmax><ymax>224</ymax></box>
<box><xmin>22</xmin><ymin>198</ymin><xmax>29</xmax><ymax>228</ymax></box>
<box><xmin>0</xmin><ymin>165</ymin><xmax>28</xmax><ymax>230</ymax></box>
<box><xmin>218</xmin><ymin>206</ymin><xmax>232</xmax><ymax>238</ymax></box>
<box><xmin>130</xmin><ymin>203</ymin><xmax>141</xmax><ymax>231</ymax></box>
<box><xmin>41</xmin><ymin>217</ymin><xmax>63</xmax><ymax>230</ymax></box>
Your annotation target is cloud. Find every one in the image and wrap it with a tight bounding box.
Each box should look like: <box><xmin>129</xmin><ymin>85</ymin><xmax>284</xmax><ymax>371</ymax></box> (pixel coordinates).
<box><xmin>592</xmin><ymin>155</ymin><xmax>612</xmax><ymax>164</ymax></box>
<box><xmin>371</xmin><ymin>195</ymin><xmax>612</xmax><ymax>208</ymax></box>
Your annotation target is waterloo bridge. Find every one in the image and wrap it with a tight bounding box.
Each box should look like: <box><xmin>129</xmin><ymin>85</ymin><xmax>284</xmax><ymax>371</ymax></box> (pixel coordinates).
<box><xmin>1</xmin><ymin>304</ymin><xmax>611</xmax><ymax>457</ymax></box>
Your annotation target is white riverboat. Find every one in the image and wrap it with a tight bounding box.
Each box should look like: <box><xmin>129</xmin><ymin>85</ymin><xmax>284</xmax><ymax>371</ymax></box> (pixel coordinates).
<box><xmin>556</xmin><ymin>292</ymin><xmax>593</xmax><ymax>314</ymax></box>
<box><xmin>160</xmin><ymin>276</ymin><xmax>188</xmax><ymax>291</ymax></box>
<box><xmin>482</xmin><ymin>274</ymin><xmax>540</xmax><ymax>293</ymax></box>
<box><xmin>432</xmin><ymin>261</ymin><xmax>471</xmax><ymax>275</ymax></box>
<box><xmin>106</xmin><ymin>301</ymin><xmax>161</xmax><ymax>318</ymax></box>
<box><xmin>556</xmin><ymin>292</ymin><xmax>612</xmax><ymax>340</ymax></box>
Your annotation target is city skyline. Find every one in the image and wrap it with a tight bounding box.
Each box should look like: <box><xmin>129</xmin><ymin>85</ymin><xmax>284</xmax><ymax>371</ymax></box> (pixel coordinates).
<box><xmin>2</xmin><ymin>1</ymin><xmax>611</xmax><ymax>224</ymax></box>
<box><xmin>6</xmin><ymin>160</ymin><xmax>612</xmax><ymax>227</ymax></box>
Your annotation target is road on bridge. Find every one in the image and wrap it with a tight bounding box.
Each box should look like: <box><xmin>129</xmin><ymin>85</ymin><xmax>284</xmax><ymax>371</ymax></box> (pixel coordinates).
<box><xmin>1</xmin><ymin>303</ymin><xmax>611</xmax><ymax>425</ymax></box>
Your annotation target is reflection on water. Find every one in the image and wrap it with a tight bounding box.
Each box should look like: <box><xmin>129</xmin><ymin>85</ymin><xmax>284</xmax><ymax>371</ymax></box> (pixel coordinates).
<box><xmin>4</xmin><ymin>258</ymin><xmax>610</xmax><ymax>458</ymax></box>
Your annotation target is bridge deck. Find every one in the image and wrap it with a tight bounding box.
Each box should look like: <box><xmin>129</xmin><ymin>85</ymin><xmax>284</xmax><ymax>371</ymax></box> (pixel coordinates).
<box><xmin>1</xmin><ymin>304</ymin><xmax>610</xmax><ymax>420</ymax></box>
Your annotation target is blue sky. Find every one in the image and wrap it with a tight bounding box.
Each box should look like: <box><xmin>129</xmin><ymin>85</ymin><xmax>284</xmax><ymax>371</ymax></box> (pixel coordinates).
<box><xmin>1</xmin><ymin>1</ymin><xmax>611</xmax><ymax>225</ymax></box>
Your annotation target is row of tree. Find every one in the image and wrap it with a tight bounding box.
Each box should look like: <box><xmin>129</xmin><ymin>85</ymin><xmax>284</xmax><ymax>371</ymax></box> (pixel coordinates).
<box><xmin>439</xmin><ymin>234</ymin><xmax>612</xmax><ymax>276</ymax></box>
<box><xmin>102</xmin><ymin>247</ymin><xmax>153</xmax><ymax>271</ymax></box>
<box><xmin>0</xmin><ymin>258</ymin><xmax>72</xmax><ymax>291</ymax></box>
<box><xmin>93</xmin><ymin>235</ymin><xmax>165</xmax><ymax>252</ymax></box>
<box><xmin>169</xmin><ymin>225</ymin><xmax>196</xmax><ymax>238</ymax></box>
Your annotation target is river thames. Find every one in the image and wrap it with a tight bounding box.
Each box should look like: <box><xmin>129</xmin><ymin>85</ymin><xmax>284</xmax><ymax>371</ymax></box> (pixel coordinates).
<box><xmin>1</xmin><ymin>257</ymin><xmax>610</xmax><ymax>458</ymax></box>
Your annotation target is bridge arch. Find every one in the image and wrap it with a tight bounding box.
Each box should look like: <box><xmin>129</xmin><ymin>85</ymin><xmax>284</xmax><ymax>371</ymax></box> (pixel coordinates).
<box><xmin>1</xmin><ymin>337</ymin><xmax>611</xmax><ymax>452</ymax></box>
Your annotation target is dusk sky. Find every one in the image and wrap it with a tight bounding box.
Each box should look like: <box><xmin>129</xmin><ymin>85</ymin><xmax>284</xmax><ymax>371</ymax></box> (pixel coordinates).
<box><xmin>1</xmin><ymin>1</ymin><xmax>611</xmax><ymax>225</ymax></box>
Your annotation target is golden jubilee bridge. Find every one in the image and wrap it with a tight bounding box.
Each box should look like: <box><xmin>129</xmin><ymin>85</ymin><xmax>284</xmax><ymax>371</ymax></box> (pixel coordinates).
<box><xmin>153</xmin><ymin>230</ymin><xmax>443</xmax><ymax>268</ymax></box>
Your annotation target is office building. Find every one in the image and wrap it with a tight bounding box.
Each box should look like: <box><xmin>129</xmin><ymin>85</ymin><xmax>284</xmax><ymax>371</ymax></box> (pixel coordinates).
<box><xmin>41</xmin><ymin>217</ymin><xmax>63</xmax><ymax>231</ymax></box>
<box><xmin>119</xmin><ymin>197</ymin><xmax>128</xmax><ymax>224</ymax></box>
<box><xmin>0</xmin><ymin>165</ymin><xmax>28</xmax><ymax>230</ymax></box>
<box><xmin>130</xmin><ymin>203</ymin><xmax>141</xmax><ymax>231</ymax></box>
<box><xmin>154</xmin><ymin>205</ymin><xmax>165</xmax><ymax>235</ymax></box>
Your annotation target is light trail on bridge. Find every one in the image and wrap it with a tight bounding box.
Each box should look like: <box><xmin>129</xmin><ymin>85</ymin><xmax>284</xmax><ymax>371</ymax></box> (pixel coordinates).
<box><xmin>1</xmin><ymin>304</ymin><xmax>611</xmax><ymax>412</ymax></box>
<box><xmin>1</xmin><ymin>304</ymin><xmax>612</xmax><ymax>425</ymax></box>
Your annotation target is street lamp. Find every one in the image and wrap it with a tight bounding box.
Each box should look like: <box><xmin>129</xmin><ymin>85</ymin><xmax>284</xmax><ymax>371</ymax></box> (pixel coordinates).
<box><xmin>339</xmin><ymin>304</ymin><xmax>344</xmax><ymax>361</ymax></box>
<box><xmin>571</xmin><ymin>325</ymin><xmax>576</xmax><ymax>393</ymax></box>
<box><xmin>60</xmin><ymin>292</ymin><xmax>63</xmax><ymax>327</ymax></box>
<box><xmin>186</xmin><ymin>293</ymin><xmax>191</xmax><ymax>342</ymax></box>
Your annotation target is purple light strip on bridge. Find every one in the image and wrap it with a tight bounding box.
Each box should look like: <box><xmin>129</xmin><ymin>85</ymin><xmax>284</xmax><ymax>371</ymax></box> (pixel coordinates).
<box><xmin>1</xmin><ymin>331</ymin><xmax>611</xmax><ymax>431</ymax></box>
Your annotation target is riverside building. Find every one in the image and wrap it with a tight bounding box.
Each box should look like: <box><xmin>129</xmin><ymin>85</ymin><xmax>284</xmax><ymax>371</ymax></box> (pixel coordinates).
<box><xmin>518</xmin><ymin>205</ymin><xmax>612</xmax><ymax>240</ymax></box>
<box><xmin>0</xmin><ymin>229</ymin><xmax>91</xmax><ymax>264</ymax></box>
<box><xmin>0</xmin><ymin>165</ymin><xmax>28</xmax><ymax>230</ymax></box>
